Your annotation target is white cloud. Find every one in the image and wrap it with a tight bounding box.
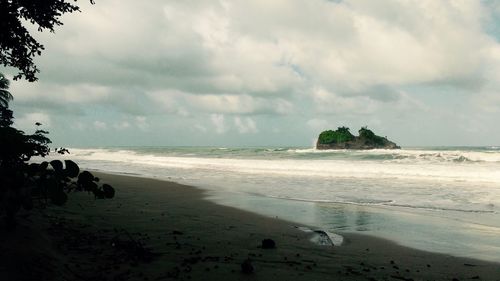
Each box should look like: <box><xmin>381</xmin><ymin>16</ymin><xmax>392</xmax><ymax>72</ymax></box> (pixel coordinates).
<box><xmin>312</xmin><ymin>88</ymin><xmax>380</xmax><ymax>115</ymax></box>
<box><xmin>11</xmin><ymin>81</ymin><xmax>111</xmax><ymax>104</ymax></box>
<box><xmin>147</xmin><ymin>89</ymin><xmax>188</xmax><ymax>116</ymax></box>
<box><xmin>15</xmin><ymin>112</ymin><xmax>52</xmax><ymax>129</ymax></box>
<box><xmin>24</xmin><ymin>0</ymin><xmax>500</xmax><ymax>95</ymax></box>
<box><xmin>24</xmin><ymin>0</ymin><xmax>500</xmax><ymax>98</ymax></box>
<box><xmin>72</xmin><ymin>122</ymin><xmax>86</xmax><ymax>130</ymax></box>
<box><xmin>210</xmin><ymin>114</ymin><xmax>226</xmax><ymax>134</ymax></box>
<box><xmin>187</xmin><ymin>94</ymin><xmax>294</xmax><ymax>115</ymax></box>
<box><xmin>234</xmin><ymin>117</ymin><xmax>258</xmax><ymax>134</ymax></box>
<box><xmin>135</xmin><ymin>116</ymin><xmax>149</xmax><ymax>130</ymax></box>
<box><xmin>113</xmin><ymin>121</ymin><xmax>130</xmax><ymax>130</ymax></box>
<box><xmin>194</xmin><ymin>124</ymin><xmax>208</xmax><ymax>133</ymax></box>
<box><xmin>93</xmin><ymin>120</ymin><xmax>107</xmax><ymax>130</ymax></box>
<box><xmin>306</xmin><ymin>118</ymin><xmax>329</xmax><ymax>131</ymax></box>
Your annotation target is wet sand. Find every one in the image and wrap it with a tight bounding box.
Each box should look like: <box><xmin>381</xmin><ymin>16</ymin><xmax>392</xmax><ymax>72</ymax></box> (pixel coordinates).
<box><xmin>1</xmin><ymin>172</ymin><xmax>499</xmax><ymax>280</ymax></box>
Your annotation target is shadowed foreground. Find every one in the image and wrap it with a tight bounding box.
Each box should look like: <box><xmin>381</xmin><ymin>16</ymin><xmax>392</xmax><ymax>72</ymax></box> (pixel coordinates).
<box><xmin>1</xmin><ymin>172</ymin><xmax>499</xmax><ymax>281</ymax></box>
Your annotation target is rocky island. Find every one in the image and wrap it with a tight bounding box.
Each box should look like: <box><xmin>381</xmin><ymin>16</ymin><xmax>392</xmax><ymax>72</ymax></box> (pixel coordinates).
<box><xmin>316</xmin><ymin>126</ymin><xmax>400</xmax><ymax>150</ymax></box>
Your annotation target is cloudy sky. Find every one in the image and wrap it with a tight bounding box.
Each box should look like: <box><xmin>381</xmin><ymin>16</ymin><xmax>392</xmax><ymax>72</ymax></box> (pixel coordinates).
<box><xmin>4</xmin><ymin>0</ymin><xmax>500</xmax><ymax>147</ymax></box>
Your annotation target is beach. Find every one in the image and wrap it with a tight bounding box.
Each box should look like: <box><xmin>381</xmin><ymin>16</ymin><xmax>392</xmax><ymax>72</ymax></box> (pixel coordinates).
<box><xmin>2</xmin><ymin>172</ymin><xmax>500</xmax><ymax>281</ymax></box>
<box><xmin>38</xmin><ymin>146</ymin><xmax>500</xmax><ymax>261</ymax></box>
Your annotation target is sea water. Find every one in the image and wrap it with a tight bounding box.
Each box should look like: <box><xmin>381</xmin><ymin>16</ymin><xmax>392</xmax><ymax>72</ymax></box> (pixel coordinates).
<box><xmin>39</xmin><ymin>146</ymin><xmax>500</xmax><ymax>262</ymax></box>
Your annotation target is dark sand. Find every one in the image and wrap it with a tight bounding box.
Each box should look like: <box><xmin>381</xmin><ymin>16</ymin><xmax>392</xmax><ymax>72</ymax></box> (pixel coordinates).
<box><xmin>1</xmin><ymin>172</ymin><xmax>499</xmax><ymax>280</ymax></box>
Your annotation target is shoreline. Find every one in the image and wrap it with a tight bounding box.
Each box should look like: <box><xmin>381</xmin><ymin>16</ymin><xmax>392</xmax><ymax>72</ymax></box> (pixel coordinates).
<box><xmin>206</xmin><ymin>188</ymin><xmax>500</xmax><ymax>262</ymax></box>
<box><xmin>2</xmin><ymin>172</ymin><xmax>499</xmax><ymax>280</ymax></box>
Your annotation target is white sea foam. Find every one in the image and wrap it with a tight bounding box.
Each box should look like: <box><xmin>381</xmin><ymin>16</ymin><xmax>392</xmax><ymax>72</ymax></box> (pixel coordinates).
<box><xmin>296</xmin><ymin>226</ymin><xmax>343</xmax><ymax>246</ymax></box>
<box><xmin>64</xmin><ymin>148</ymin><xmax>500</xmax><ymax>183</ymax></box>
<box><xmin>36</xmin><ymin>147</ymin><xmax>500</xmax><ymax>216</ymax></box>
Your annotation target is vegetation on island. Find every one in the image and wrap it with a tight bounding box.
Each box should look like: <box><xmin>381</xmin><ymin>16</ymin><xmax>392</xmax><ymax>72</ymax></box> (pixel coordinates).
<box><xmin>317</xmin><ymin>126</ymin><xmax>400</xmax><ymax>150</ymax></box>
<box><xmin>317</xmin><ymin>126</ymin><xmax>355</xmax><ymax>144</ymax></box>
<box><xmin>358</xmin><ymin>127</ymin><xmax>387</xmax><ymax>146</ymax></box>
<box><xmin>0</xmin><ymin>1</ymin><xmax>114</xmax><ymax>229</ymax></box>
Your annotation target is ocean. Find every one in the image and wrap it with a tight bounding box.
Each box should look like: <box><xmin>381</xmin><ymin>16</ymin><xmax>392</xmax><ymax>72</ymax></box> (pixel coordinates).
<box><xmin>40</xmin><ymin>146</ymin><xmax>500</xmax><ymax>262</ymax></box>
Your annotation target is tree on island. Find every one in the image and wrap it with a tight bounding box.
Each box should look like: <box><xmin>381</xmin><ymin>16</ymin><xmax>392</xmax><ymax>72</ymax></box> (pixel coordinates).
<box><xmin>358</xmin><ymin>126</ymin><xmax>386</xmax><ymax>146</ymax></box>
<box><xmin>317</xmin><ymin>126</ymin><xmax>355</xmax><ymax>144</ymax></box>
<box><xmin>0</xmin><ymin>0</ymin><xmax>114</xmax><ymax>228</ymax></box>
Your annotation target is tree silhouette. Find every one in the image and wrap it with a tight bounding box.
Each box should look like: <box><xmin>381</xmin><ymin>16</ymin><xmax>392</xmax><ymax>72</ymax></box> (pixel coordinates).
<box><xmin>0</xmin><ymin>73</ymin><xmax>13</xmax><ymax>107</ymax></box>
<box><xmin>0</xmin><ymin>73</ymin><xmax>114</xmax><ymax>228</ymax></box>
<box><xmin>0</xmin><ymin>0</ymin><xmax>110</xmax><ymax>230</ymax></box>
<box><xmin>0</xmin><ymin>0</ymin><xmax>94</xmax><ymax>81</ymax></box>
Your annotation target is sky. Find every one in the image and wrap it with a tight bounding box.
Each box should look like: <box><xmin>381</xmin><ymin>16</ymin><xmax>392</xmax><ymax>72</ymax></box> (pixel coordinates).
<box><xmin>4</xmin><ymin>0</ymin><xmax>500</xmax><ymax>147</ymax></box>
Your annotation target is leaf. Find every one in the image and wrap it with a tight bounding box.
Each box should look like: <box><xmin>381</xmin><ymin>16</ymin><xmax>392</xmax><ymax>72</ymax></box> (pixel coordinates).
<box><xmin>78</xmin><ymin>171</ymin><xmax>94</xmax><ymax>185</ymax></box>
<box><xmin>82</xmin><ymin>181</ymin><xmax>98</xmax><ymax>192</ymax></box>
<box><xmin>64</xmin><ymin>160</ymin><xmax>79</xmax><ymax>178</ymax></box>
<box><xmin>39</xmin><ymin>161</ymin><xmax>49</xmax><ymax>171</ymax></box>
<box><xmin>50</xmin><ymin>160</ymin><xmax>63</xmax><ymax>172</ymax></box>
<box><xmin>93</xmin><ymin>189</ymin><xmax>105</xmax><ymax>199</ymax></box>
<box><xmin>102</xmin><ymin>184</ymin><xmax>115</xmax><ymax>199</ymax></box>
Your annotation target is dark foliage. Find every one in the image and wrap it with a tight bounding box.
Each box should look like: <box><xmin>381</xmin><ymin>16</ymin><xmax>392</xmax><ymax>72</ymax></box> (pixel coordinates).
<box><xmin>0</xmin><ymin>0</ymin><xmax>94</xmax><ymax>81</ymax></box>
<box><xmin>317</xmin><ymin>126</ymin><xmax>355</xmax><ymax>144</ymax></box>
<box><xmin>317</xmin><ymin>126</ymin><xmax>399</xmax><ymax>150</ymax></box>
<box><xmin>0</xmin><ymin>73</ymin><xmax>13</xmax><ymax>106</ymax></box>
<box><xmin>358</xmin><ymin>126</ymin><xmax>385</xmax><ymax>145</ymax></box>
<box><xmin>0</xmin><ymin>74</ymin><xmax>114</xmax><ymax>228</ymax></box>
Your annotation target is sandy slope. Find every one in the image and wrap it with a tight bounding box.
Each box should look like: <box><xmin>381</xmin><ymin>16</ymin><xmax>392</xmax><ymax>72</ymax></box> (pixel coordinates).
<box><xmin>1</xmin><ymin>172</ymin><xmax>499</xmax><ymax>281</ymax></box>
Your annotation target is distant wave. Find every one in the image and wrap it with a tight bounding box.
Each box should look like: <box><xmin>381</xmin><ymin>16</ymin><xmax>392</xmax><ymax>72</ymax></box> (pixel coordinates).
<box><xmin>57</xmin><ymin>147</ymin><xmax>500</xmax><ymax>184</ymax></box>
<box><xmin>287</xmin><ymin>148</ymin><xmax>500</xmax><ymax>163</ymax></box>
<box><xmin>68</xmin><ymin>146</ymin><xmax>500</xmax><ymax>163</ymax></box>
